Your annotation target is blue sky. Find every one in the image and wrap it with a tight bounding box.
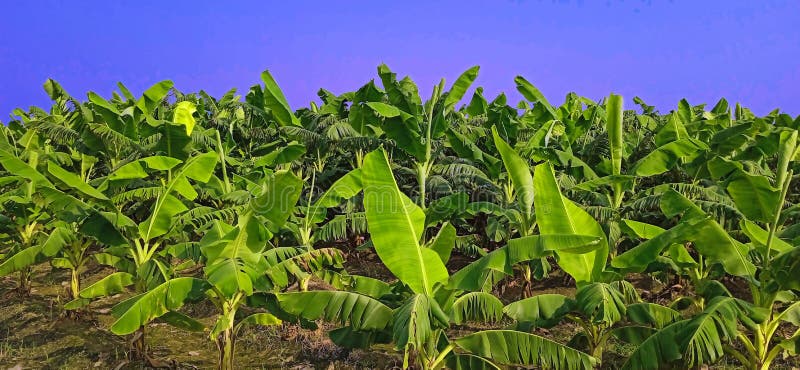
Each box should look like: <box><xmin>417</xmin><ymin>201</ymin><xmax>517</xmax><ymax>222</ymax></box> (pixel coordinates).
<box><xmin>1</xmin><ymin>0</ymin><xmax>798</xmax><ymax>119</ymax></box>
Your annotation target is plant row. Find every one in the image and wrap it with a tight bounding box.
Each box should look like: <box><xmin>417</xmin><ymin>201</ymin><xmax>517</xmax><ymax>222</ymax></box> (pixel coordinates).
<box><xmin>0</xmin><ymin>65</ymin><xmax>798</xmax><ymax>369</ymax></box>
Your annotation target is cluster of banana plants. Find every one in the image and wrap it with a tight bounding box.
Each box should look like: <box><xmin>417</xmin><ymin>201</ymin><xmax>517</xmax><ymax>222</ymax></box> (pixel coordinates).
<box><xmin>1</xmin><ymin>64</ymin><xmax>798</xmax><ymax>369</ymax></box>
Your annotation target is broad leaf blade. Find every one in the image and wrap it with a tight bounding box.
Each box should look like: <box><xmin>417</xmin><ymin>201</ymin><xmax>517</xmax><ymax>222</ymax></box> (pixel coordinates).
<box><xmin>362</xmin><ymin>149</ymin><xmax>448</xmax><ymax>294</ymax></box>
<box><xmin>492</xmin><ymin>127</ymin><xmax>534</xmax><ymax>219</ymax></box>
<box><xmin>534</xmin><ymin>162</ymin><xmax>608</xmax><ymax>283</ymax></box>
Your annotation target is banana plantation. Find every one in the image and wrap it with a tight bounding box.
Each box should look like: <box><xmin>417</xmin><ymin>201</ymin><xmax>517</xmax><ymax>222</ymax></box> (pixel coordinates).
<box><xmin>1</xmin><ymin>65</ymin><xmax>799</xmax><ymax>370</ymax></box>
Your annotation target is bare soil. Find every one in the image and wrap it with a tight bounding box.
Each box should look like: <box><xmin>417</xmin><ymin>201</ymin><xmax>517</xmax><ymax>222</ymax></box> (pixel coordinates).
<box><xmin>0</xmin><ymin>254</ymin><xmax>798</xmax><ymax>369</ymax></box>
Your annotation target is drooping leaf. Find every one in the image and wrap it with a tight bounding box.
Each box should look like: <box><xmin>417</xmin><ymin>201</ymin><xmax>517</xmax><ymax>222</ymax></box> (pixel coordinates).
<box><xmin>454</xmin><ymin>330</ymin><xmax>596</xmax><ymax>369</ymax></box>
<box><xmin>79</xmin><ymin>272</ymin><xmax>133</xmax><ymax>300</ymax></box>
<box><xmin>308</xmin><ymin>168</ymin><xmax>362</xmax><ymax>222</ymax></box>
<box><xmin>572</xmin><ymin>175</ymin><xmax>634</xmax><ymax>193</ymax></box>
<box><xmin>427</xmin><ymin>222</ymin><xmax>457</xmax><ymax>264</ymax></box>
<box><xmin>614</xmin><ymin>191</ymin><xmax>755</xmax><ymax>277</ymax></box>
<box><xmin>78</xmin><ymin>212</ymin><xmax>129</xmax><ymax>247</ymax></box>
<box><xmin>451</xmin><ymin>292</ymin><xmax>504</xmax><ymax>324</ymax></box>
<box><xmin>445</xmin><ymin>353</ymin><xmax>501</xmax><ymax>370</ymax></box>
<box><xmin>621</xmin><ymin>297</ymin><xmax>741</xmax><ymax>370</ymax></box>
<box><xmin>328</xmin><ymin>325</ymin><xmax>392</xmax><ymax>349</ymax></box>
<box><xmin>450</xmin><ymin>234</ymin><xmax>601</xmax><ymax>291</ymax></box>
<box><xmin>0</xmin><ymin>149</ymin><xmax>53</xmax><ymax>187</ymax></box>
<box><xmin>763</xmin><ymin>247</ymin><xmax>800</xmax><ymax>292</ymax></box>
<box><xmin>726</xmin><ymin>170</ymin><xmax>780</xmax><ymax>224</ymax></box>
<box><xmin>253</xmin><ymin>170</ymin><xmax>303</xmax><ymax>231</ymax></box>
<box><xmin>106</xmin><ymin>160</ymin><xmax>149</xmax><ymax>181</ymax></box>
<box><xmin>138</xmin><ymin>194</ymin><xmax>188</xmax><ymax>240</ymax></box>
<box><xmin>740</xmin><ymin>219</ymin><xmax>793</xmax><ymax>254</ymax></box>
<box><xmin>610</xmin><ymin>326</ymin><xmax>658</xmax><ymax>346</ymax></box>
<box><xmin>620</xmin><ymin>219</ymin><xmax>666</xmax><ymax>239</ymax></box>
<box><xmin>626</xmin><ymin>302</ymin><xmax>682</xmax><ymax>329</ymax></box>
<box><xmin>47</xmin><ymin>161</ymin><xmax>108</xmax><ymax>200</ymax></box>
<box><xmin>574</xmin><ymin>282</ymin><xmax>626</xmax><ymax>325</ymax></box>
<box><xmin>315</xmin><ymin>270</ymin><xmax>392</xmax><ymax>299</ymax></box>
<box><xmin>110</xmin><ymin>277</ymin><xmax>209</xmax><ymax>335</ymax></box>
<box><xmin>377</xmin><ymin>64</ymin><xmax>422</xmax><ymax>117</ymax></box>
<box><xmin>654</xmin><ymin>114</ymin><xmax>689</xmax><ymax>146</ymax></box>
<box><xmin>365</xmin><ymin>102</ymin><xmax>402</xmax><ymax>118</ymax></box>
<box><xmin>0</xmin><ymin>246</ymin><xmax>46</xmax><ymax>276</ymax></box>
<box><xmin>159</xmin><ymin>311</ymin><xmax>205</xmax><ymax>332</ymax></box>
<box><xmin>235</xmin><ymin>312</ymin><xmax>282</xmax><ymax>332</ymax></box>
<box><xmin>612</xmin><ymin>219</ymin><xmax>704</xmax><ymax>272</ymax></box>
<box><xmin>393</xmin><ymin>294</ymin><xmax>449</xmax><ymax>350</ymax></box>
<box><xmin>503</xmin><ymin>294</ymin><xmax>573</xmax><ymax>328</ymax></box>
<box><xmin>277</xmin><ymin>291</ymin><xmax>392</xmax><ymax>331</ymax></box>
<box><xmin>203</xmin><ymin>212</ymin><xmax>269</xmax><ymax>297</ymax></box>
<box><xmin>139</xmin><ymin>152</ymin><xmax>218</xmax><ymax>240</ymax></box>
<box><xmin>252</xmin><ymin>142</ymin><xmax>307</xmax><ymax>168</ymax></box>
<box><xmin>136</xmin><ymin>80</ymin><xmax>174</xmax><ymax>115</ymax></box>
<box><xmin>633</xmin><ymin>139</ymin><xmax>707</xmax><ymax>176</ymax></box>
<box><xmin>425</xmin><ymin>192</ymin><xmax>470</xmax><ymax>226</ymax></box>
<box><xmin>265</xmin><ymin>248</ymin><xmax>343</xmax><ymax>289</ymax></box>
<box><xmin>620</xmin><ymin>320</ymin><xmax>684</xmax><ymax>370</ymax></box>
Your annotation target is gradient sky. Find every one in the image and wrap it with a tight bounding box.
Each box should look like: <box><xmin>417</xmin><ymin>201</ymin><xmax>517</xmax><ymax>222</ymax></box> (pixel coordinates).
<box><xmin>1</xmin><ymin>0</ymin><xmax>798</xmax><ymax>120</ymax></box>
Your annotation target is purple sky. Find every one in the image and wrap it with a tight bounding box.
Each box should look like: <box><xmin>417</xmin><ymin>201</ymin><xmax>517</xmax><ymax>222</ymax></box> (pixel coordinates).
<box><xmin>1</xmin><ymin>0</ymin><xmax>798</xmax><ymax>120</ymax></box>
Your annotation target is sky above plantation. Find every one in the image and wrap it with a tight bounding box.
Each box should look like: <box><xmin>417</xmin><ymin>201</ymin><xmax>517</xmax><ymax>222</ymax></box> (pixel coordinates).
<box><xmin>1</xmin><ymin>0</ymin><xmax>798</xmax><ymax>120</ymax></box>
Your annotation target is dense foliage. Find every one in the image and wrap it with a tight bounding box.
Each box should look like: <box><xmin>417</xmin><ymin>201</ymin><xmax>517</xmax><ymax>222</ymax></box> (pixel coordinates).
<box><xmin>1</xmin><ymin>65</ymin><xmax>799</xmax><ymax>369</ymax></box>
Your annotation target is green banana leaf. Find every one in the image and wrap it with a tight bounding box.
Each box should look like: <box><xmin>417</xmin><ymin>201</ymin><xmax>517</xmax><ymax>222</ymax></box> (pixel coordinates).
<box><xmin>277</xmin><ymin>290</ymin><xmax>392</xmax><ymax>331</ymax></box>
<box><xmin>110</xmin><ymin>277</ymin><xmax>209</xmax><ymax>335</ymax></box>
<box><xmin>362</xmin><ymin>148</ymin><xmax>448</xmax><ymax>295</ymax></box>
<box><xmin>533</xmin><ymin>162</ymin><xmax>608</xmax><ymax>283</ymax></box>
<box><xmin>454</xmin><ymin>330</ymin><xmax>596</xmax><ymax>369</ymax></box>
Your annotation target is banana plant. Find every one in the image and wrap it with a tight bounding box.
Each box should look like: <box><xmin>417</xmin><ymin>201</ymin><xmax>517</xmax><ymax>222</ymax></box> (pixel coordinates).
<box><xmin>0</xmin><ymin>184</ymin><xmax>48</xmax><ymax>293</ymax></box>
<box><xmin>292</xmin><ymin>167</ymin><xmax>363</xmax><ymax>248</ymax></box>
<box><xmin>568</xmin><ymin>95</ymin><xmax>716</xmax><ymax>256</ymax></box>
<box><xmin>42</xmin><ymin>157</ymin><xmax>126</xmax><ymax>299</ymax></box>
<box><xmin>0</xmin><ymin>129</ymin><xmax>53</xmax><ymax>293</ymax></box>
<box><xmin>64</xmin><ymin>151</ymin><xmax>219</xmax><ymax>363</ymax></box>
<box><xmin>0</xmin><ymin>146</ymin><xmax>100</xmax><ymax>295</ymax></box>
<box><xmin>196</xmin><ymin>170</ymin><xmax>302</xmax><ymax>370</ymax></box>
<box><xmin>612</xmin><ymin>128</ymin><xmax>799</xmax><ymax>369</ymax></box>
<box><xmin>611</xmin><ymin>190</ymin><xmax>751</xmax><ymax>310</ymax></box>
<box><xmin>368</xmin><ymin>64</ymin><xmax>479</xmax><ymax>209</ymax></box>
<box><xmin>275</xmin><ymin>148</ymin><xmax>598</xmax><ymax>369</ymax></box>
<box><xmin>503</xmin><ymin>281</ymin><xmax>678</xmax><ymax>366</ymax></box>
<box><xmin>0</xmin><ymin>133</ymin><xmax>129</xmax><ymax>298</ymax></box>
<box><xmin>712</xmin><ymin>129</ymin><xmax>799</xmax><ymax>369</ymax></box>
<box><xmin>490</xmin><ymin>125</ymin><xmax>610</xmax><ymax>293</ymax></box>
<box><xmin>91</xmin><ymin>169</ymin><xmax>307</xmax><ymax>370</ymax></box>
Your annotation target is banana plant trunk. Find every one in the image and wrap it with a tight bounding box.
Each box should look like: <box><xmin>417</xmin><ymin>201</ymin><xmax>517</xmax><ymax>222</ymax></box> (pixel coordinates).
<box><xmin>69</xmin><ymin>268</ymin><xmax>80</xmax><ymax>299</ymax></box>
<box><xmin>416</xmin><ymin>161</ymin><xmax>430</xmax><ymax>209</ymax></box>
<box><xmin>216</xmin><ymin>329</ymin><xmax>235</xmax><ymax>370</ymax></box>
<box><xmin>18</xmin><ymin>266</ymin><xmax>31</xmax><ymax>294</ymax></box>
<box><xmin>590</xmin><ymin>339</ymin><xmax>604</xmax><ymax>368</ymax></box>
<box><xmin>130</xmin><ymin>326</ymin><xmax>148</xmax><ymax>362</ymax></box>
<box><xmin>522</xmin><ymin>264</ymin><xmax>533</xmax><ymax>298</ymax></box>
